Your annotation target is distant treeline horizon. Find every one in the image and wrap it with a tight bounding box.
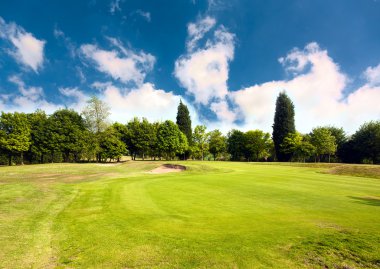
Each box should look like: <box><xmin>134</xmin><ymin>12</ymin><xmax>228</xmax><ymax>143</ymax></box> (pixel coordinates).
<box><xmin>0</xmin><ymin>93</ymin><xmax>379</xmax><ymax>165</ymax></box>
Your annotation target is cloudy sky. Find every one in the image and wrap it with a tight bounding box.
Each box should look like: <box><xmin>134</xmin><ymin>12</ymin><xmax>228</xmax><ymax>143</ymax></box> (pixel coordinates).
<box><xmin>0</xmin><ymin>0</ymin><xmax>379</xmax><ymax>134</ymax></box>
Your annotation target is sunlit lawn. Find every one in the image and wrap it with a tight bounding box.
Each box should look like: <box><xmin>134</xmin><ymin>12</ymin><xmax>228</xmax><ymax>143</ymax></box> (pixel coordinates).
<box><xmin>0</xmin><ymin>161</ymin><xmax>379</xmax><ymax>268</ymax></box>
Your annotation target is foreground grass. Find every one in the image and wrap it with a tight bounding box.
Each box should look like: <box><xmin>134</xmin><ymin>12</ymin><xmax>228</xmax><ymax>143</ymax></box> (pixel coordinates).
<box><xmin>0</xmin><ymin>161</ymin><xmax>379</xmax><ymax>268</ymax></box>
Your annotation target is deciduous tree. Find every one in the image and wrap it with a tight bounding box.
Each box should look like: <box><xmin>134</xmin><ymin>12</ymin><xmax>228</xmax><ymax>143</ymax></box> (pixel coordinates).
<box><xmin>157</xmin><ymin>120</ymin><xmax>188</xmax><ymax>160</ymax></box>
<box><xmin>49</xmin><ymin>109</ymin><xmax>86</xmax><ymax>162</ymax></box>
<box><xmin>281</xmin><ymin>132</ymin><xmax>315</xmax><ymax>162</ymax></box>
<box><xmin>310</xmin><ymin>127</ymin><xmax>337</xmax><ymax>162</ymax></box>
<box><xmin>244</xmin><ymin>130</ymin><xmax>273</xmax><ymax>161</ymax></box>
<box><xmin>208</xmin><ymin>129</ymin><xmax>226</xmax><ymax>160</ymax></box>
<box><xmin>227</xmin><ymin>129</ymin><xmax>245</xmax><ymax>161</ymax></box>
<box><xmin>350</xmin><ymin>121</ymin><xmax>380</xmax><ymax>164</ymax></box>
<box><xmin>0</xmin><ymin>112</ymin><xmax>31</xmax><ymax>165</ymax></box>
<box><xmin>192</xmin><ymin>125</ymin><xmax>209</xmax><ymax>160</ymax></box>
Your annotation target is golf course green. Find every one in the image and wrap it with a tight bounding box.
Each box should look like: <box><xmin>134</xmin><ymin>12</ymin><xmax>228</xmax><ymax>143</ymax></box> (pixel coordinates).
<box><xmin>0</xmin><ymin>161</ymin><xmax>379</xmax><ymax>268</ymax></box>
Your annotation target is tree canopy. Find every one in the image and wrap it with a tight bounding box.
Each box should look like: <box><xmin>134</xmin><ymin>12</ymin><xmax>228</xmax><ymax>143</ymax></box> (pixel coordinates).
<box><xmin>0</xmin><ymin>98</ymin><xmax>376</xmax><ymax>165</ymax></box>
<box><xmin>208</xmin><ymin>129</ymin><xmax>226</xmax><ymax>160</ymax></box>
<box><xmin>0</xmin><ymin>112</ymin><xmax>31</xmax><ymax>165</ymax></box>
<box><xmin>244</xmin><ymin>130</ymin><xmax>273</xmax><ymax>161</ymax></box>
<box><xmin>310</xmin><ymin>127</ymin><xmax>337</xmax><ymax>162</ymax></box>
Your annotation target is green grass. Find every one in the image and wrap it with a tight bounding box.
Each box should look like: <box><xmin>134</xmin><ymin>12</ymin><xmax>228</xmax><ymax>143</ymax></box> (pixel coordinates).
<box><xmin>0</xmin><ymin>161</ymin><xmax>379</xmax><ymax>268</ymax></box>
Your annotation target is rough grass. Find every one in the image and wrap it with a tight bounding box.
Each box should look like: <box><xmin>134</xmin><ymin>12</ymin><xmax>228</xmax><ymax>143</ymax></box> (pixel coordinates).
<box><xmin>258</xmin><ymin>162</ymin><xmax>380</xmax><ymax>179</ymax></box>
<box><xmin>0</xmin><ymin>161</ymin><xmax>379</xmax><ymax>268</ymax></box>
<box><xmin>326</xmin><ymin>164</ymin><xmax>380</xmax><ymax>179</ymax></box>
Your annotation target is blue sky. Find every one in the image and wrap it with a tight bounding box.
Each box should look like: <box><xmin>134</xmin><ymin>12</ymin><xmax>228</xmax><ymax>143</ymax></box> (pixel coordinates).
<box><xmin>0</xmin><ymin>0</ymin><xmax>379</xmax><ymax>133</ymax></box>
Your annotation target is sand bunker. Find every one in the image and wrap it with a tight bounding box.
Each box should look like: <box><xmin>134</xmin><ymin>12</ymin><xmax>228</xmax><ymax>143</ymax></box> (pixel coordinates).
<box><xmin>149</xmin><ymin>164</ymin><xmax>186</xmax><ymax>174</ymax></box>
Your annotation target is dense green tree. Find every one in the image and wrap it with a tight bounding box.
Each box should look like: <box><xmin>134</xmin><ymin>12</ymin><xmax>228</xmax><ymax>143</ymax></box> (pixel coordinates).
<box><xmin>125</xmin><ymin>117</ymin><xmax>140</xmax><ymax>160</ymax></box>
<box><xmin>178</xmin><ymin>131</ymin><xmax>189</xmax><ymax>157</ymax></box>
<box><xmin>99</xmin><ymin>127</ymin><xmax>127</xmax><ymax>162</ymax></box>
<box><xmin>208</xmin><ymin>129</ymin><xmax>226</xmax><ymax>160</ymax></box>
<box><xmin>176</xmin><ymin>100</ymin><xmax>192</xmax><ymax>160</ymax></box>
<box><xmin>112</xmin><ymin>122</ymin><xmax>128</xmax><ymax>144</ymax></box>
<box><xmin>0</xmin><ymin>112</ymin><xmax>31</xmax><ymax>165</ymax></box>
<box><xmin>176</xmin><ymin>100</ymin><xmax>192</xmax><ymax>144</ymax></box>
<box><xmin>27</xmin><ymin>110</ymin><xmax>50</xmax><ymax>163</ymax></box>
<box><xmin>324</xmin><ymin>126</ymin><xmax>347</xmax><ymax>162</ymax></box>
<box><xmin>244</xmin><ymin>130</ymin><xmax>273</xmax><ymax>161</ymax></box>
<box><xmin>125</xmin><ymin>118</ymin><xmax>155</xmax><ymax>160</ymax></box>
<box><xmin>339</xmin><ymin>139</ymin><xmax>361</xmax><ymax>164</ymax></box>
<box><xmin>351</xmin><ymin>121</ymin><xmax>380</xmax><ymax>164</ymax></box>
<box><xmin>192</xmin><ymin>125</ymin><xmax>209</xmax><ymax>160</ymax></box>
<box><xmin>281</xmin><ymin>132</ymin><xmax>315</xmax><ymax>162</ymax></box>
<box><xmin>272</xmin><ymin>92</ymin><xmax>296</xmax><ymax>161</ymax></box>
<box><xmin>227</xmin><ymin>129</ymin><xmax>245</xmax><ymax>161</ymax></box>
<box><xmin>139</xmin><ymin>118</ymin><xmax>155</xmax><ymax>160</ymax></box>
<box><xmin>310</xmin><ymin>127</ymin><xmax>337</xmax><ymax>162</ymax></box>
<box><xmin>149</xmin><ymin>122</ymin><xmax>161</xmax><ymax>159</ymax></box>
<box><xmin>45</xmin><ymin>115</ymin><xmax>64</xmax><ymax>162</ymax></box>
<box><xmin>49</xmin><ymin>109</ymin><xmax>86</xmax><ymax>162</ymax></box>
<box><xmin>80</xmin><ymin>130</ymin><xmax>99</xmax><ymax>162</ymax></box>
<box><xmin>157</xmin><ymin>120</ymin><xmax>188</xmax><ymax>160</ymax></box>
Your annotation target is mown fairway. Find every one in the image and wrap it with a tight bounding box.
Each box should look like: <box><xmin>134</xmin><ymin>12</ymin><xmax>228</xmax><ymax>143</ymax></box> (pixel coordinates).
<box><xmin>0</xmin><ymin>162</ymin><xmax>379</xmax><ymax>268</ymax></box>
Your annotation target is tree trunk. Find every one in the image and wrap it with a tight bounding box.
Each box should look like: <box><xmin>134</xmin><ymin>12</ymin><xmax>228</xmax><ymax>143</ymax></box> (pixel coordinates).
<box><xmin>20</xmin><ymin>152</ymin><xmax>24</xmax><ymax>165</ymax></box>
<box><xmin>8</xmin><ymin>153</ymin><xmax>12</xmax><ymax>166</ymax></box>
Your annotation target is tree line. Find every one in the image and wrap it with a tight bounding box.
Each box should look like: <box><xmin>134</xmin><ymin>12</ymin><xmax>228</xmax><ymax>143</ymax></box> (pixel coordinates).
<box><xmin>0</xmin><ymin>94</ymin><xmax>379</xmax><ymax>165</ymax></box>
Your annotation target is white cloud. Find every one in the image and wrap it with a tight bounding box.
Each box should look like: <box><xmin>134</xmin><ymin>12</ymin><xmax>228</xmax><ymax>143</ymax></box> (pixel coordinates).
<box><xmin>76</xmin><ymin>66</ymin><xmax>86</xmax><ymax>83</ymax></box>
<box><xmin>2</xmin><ymin>75</ymin><xmax>59</xmax><ymax>113</ymax></box>
<box><xmin>8</xmin><ymin>75</ymin><xmax>44</xmax><ymax>102</ymax></box>
<box><xmin>175</xmin><ymin>22</ymin><xmax>234</xmax><ymax>104</ymax></box>
<box><xmin>232</xmin><ymin>43</ymin><xmax>380</xmax><ymax>134</ymax></box>
<box><xmin>363</xmin><ymin>63</ymin><xmax>380</xmax><ymax>86</ymax></box>
<box><xmin>0</xmin><ymin>17</ymin><xmax>45</xmax><ymax>72</ymax></box>
<box><xmin>175</xmin><ymin>20</ymin><xmax>380</xmax><ymax>134</ymax></box>
<box><xmin>93</xmin><ymin>82</ymin><xmax>199</xmax><ymax>124</ymax></box>
<box><xmin>110</xmin><ymin>0</ymin><xmax>122</xmax><ymax>14</ymax></box>
<box><xmin>175</xmin><ymin>17</ymin><xmax>236</xmax><ymax>124</ymax></box>
<box><xmin>0</xmin><ymin>76</ymin><xmax>89</xmax><ymax>115</ymax></box>
<box><xmin>53</xmin><ymin>26</ymin><xmax>76</xmax><ymax>58</ymax></box>
<box><xmin>210</xmin><ymin>99</ymin><xmax>236</xmax><ymax>123</ymax></box>
<box><xmin>80</xmin><ymin>39</ymin><xmax>155</xmax><ymax>85</ymax></box>
<box><xmin>278</xmin><ymin>42</ymin><xmax>320</xmax><ymax>74</ymax></box>
<box><xmin>59</xmin><ymin>87</ymin><xmax>89</xmax><ymax>112</ymax></box>
<box><xmin>135</xmin><ymin>10</ymin><xmax>151</xmax><ymax>22</ymax></box>
<box><xmin>187</xmin><ymin>16</ymin><xmax>216</xmax><ymax>52</ymax></box>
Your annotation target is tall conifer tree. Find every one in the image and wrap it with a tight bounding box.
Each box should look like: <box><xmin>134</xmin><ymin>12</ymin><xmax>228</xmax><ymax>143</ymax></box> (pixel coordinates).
<box><xmin>176</xmin><ymin>100</ymin><xmax>192</xmax><ymax>143</ymax></box>
<box><xmin>272</xmin><ymin>92</ymin><xmax>296</xmax><ymax>161</ymax></box>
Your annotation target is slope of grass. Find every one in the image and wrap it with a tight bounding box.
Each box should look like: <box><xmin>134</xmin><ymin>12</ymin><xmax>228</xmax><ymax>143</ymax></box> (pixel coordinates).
<box><xmin>0</xmin><ymin>161</ymin><xmax>379</xmax><ymax>268</ymax></box>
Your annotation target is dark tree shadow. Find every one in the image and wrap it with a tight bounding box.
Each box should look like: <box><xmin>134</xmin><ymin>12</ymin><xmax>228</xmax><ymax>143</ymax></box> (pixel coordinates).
<box><xmin>348</xmin><ymin>196</ymin><xmax>380</xmax><ymax>206</ymax></box>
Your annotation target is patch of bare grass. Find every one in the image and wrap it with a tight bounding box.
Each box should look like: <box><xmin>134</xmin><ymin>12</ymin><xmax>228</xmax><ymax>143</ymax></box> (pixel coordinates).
<box><xmin>326</xmin><ymin>165</ymin><xmax>380</xmax><ymax>179</ymax></box>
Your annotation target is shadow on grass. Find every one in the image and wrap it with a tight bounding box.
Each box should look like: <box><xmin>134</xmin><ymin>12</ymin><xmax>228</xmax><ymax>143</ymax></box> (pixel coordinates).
<box><xmin>348</xmin><ymin>196</ymin><xmax>380</xmax><ymax>206</ymax></box>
